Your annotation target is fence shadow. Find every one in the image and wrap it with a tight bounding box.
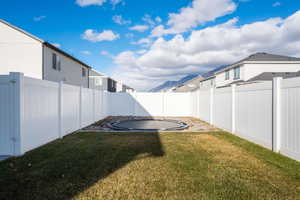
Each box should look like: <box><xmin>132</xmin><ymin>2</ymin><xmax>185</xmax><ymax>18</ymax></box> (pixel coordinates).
<box><xmin>0</xmin><ymin>94</ymin><xmax>165</xmax><ymax>200</ymax></box>
<box><xmin>0</xmin><ymin>131</ymin><xmax>164</xmax><ymax>200</ymax></box>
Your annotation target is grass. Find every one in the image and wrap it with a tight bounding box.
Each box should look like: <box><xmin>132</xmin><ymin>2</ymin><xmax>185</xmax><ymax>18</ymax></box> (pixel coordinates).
<box><xmin>0</xmin><ymin>131</ymin><xmax>299</xmax><ymax>200</ymax></box>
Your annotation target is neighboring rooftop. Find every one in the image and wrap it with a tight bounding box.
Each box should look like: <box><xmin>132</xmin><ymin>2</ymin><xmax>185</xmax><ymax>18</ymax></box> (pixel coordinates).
<box><xmin>243</xmin><ymin>52</ymin><xmax>300</xmax><ymax>62</ymax></box>
<box><xmin>248</xmin><ymin>71</ymin><xmax>300</xmax><ymax>81</ymax></box>
<box><xmin>172</xmin><ymin>76</ymin><xmax>204</xmax><ymax>92</ymax></box>
<box><xmin>203</xmin><ymin>53</ymin><xmax>300</xmax><ymax>77</ymax></box>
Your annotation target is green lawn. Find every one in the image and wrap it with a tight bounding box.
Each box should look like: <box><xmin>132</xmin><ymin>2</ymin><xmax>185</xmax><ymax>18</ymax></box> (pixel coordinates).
<box><xmin>0</xmin><ymin>131</ymin><xmax>299</xmax><ymax>200</ymax></box>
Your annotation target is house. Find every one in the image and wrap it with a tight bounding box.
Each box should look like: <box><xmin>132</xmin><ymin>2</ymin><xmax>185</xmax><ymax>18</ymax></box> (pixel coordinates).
<box><xmin>89</xmin><ymin>69</ymin><xmax>109</xmax><ymax>91</ymax></box>
<box><xmin>89</xmin><ymin>69</ymin><xmax>135</xmax><ymax>92</ymax></box>
<box><xmin>172</xmin><ymin>76</ymin><xmax>204</xmax><ymax>92</ymax></box>
<box><xmin>0</xmin><ymin>19</ymin><xmax>91</xmax><ymax>88</ymax></box>
<box><xmin>200</xmin><ymin>53</ymin><xmax>300</xmax><ymax>89</ymax></box>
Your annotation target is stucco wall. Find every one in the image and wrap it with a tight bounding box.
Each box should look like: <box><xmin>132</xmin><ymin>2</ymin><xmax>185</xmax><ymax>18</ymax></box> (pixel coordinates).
<box><xmin>43</xmin><ymin>46</ymin><xmax>89</xmax><ymax>88</ymax></box>
<box><xmin>0</xmin><ymin>21</ymin><xmax>43</xmax><ymax>79</ymax></box>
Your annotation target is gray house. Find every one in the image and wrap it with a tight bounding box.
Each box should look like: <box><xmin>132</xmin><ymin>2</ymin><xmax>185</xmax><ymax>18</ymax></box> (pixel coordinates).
<box><xmin>0</xmin><ymin>19</ymin><xmax>91</xmax><ymax>88</ymax></box>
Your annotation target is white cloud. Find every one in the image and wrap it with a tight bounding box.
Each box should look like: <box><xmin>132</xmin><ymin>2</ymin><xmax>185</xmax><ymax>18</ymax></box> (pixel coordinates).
<box><xmin>155</xmin><ymin>16</ymin><xmax>162</xmax><ymax>23</ymax></box>
<box><xmin>142</xmin><ymin>14</ymin><xmax>156</xmax><ymax>27</ymax></box>
<box><xmin>111</xmin><ymin>10</ymin><xmax>300</xmax><ymax>91</ymax></box>
<box><xmin>126</xmin><ymin>33</ymin><xmax>134</xmax><ymax>38</ymax></box>
<box><xmin>112</xmin><ymin>15</ymin><xmax>131</xmax><ymax>25</ymax></box>
<box><xmin>33</xmin><ymin>16</ymin><xmax>46</xmax><ymax>22</ymax></box>
<box><xmin>131</xmin><ymin>38</ymin><xmax>152</xmax><ymax>47</ymax></box>
<box><xmin>151</xmin><ymin>0</ymin><xmax>236</xmax><ymax>37</ymax></box>
<box><xmin>100</xmin><ymin>50</ymin><xmax>114</xmax><ymax>57</ymax></box>
<box><xmin>81</xmin><ymin>50</ymin><xmax>91</xmax><ymax>55</ymax></box>
<box><xmin>129</xmin><ymin>25</ymin><xmax>149</xmax><ymax>32</ymax></box>
<box><xmin>273</xmin><ymin>2</ymin><xmax>281</xmax><ymax>7</ymax></box>
<box><xmin>76</xmin><ymin>0</ymin><xmax>106</xmax><ymax>7</ymax></box>
<box><xmin>82</xmin><ymin>29</ymin><xmax>119</xmax><ymax>42</ymax></box>
<box><xmin>52</xmin><ymin>43</ymin><xmax>61</xmax><ymax>48</ymax></box>
<box><xmin>136</xmin><ymin>49</ymin><xmax>147</xmax><ymax>54</ymax></box>
<box><xmin>110</xmin><ymin>0</ymin><xmax>123</xmax><ymax>6</ymax></box>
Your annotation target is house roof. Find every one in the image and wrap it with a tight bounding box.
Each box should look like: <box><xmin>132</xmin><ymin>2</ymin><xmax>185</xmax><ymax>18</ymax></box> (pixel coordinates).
<box><xmin>44</xmin><ymin>42</ymin><xmax>91</xmax><ymax>69</ymax></box>
<box><xmin>0</xmin><ymin>19</ymin><xmax>91</xmax><ymax>69</ymax></box>
<box><xmin>248</xmin><ymin>72</ymin><xmax>300</xmax><ymax>81</ymax></box>
<box><xmin>173</xmin><ymin>76</ymin><xmax>204</xmax><ymax>92</ymax></box>
<box><xmin>216</xmin><ymin>52</ymin><xmax>300</xmax><ymax>74</ymax></box>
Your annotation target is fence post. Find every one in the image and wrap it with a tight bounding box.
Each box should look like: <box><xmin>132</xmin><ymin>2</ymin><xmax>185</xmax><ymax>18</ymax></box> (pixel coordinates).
<box><xmin>209</xmin><ymin>87</ymin><xmax>214</xmax><ymax>125</ymax></box>
<box><xmin>93</xmin><ymin>88</ymin><xmax>96</xmax><ymax>122</ymax></box>
<box><xmin>231</xmin><ymin>84</ymin><xmax>236</xmax><ymax>133</ymax></box>
<box><xmin>79</xmin><ymin>86</ymin><xmax>82</xmax><ymax>128</ymax></box>
<box><xmin>58</xmin><ymin>81</ymin><xmax>63</xmax><ymax>138</ymax></box>
<box><xmin>273</xmin><ymin>77</ymin><xmax>282</xmax><ymax>152</ymax></box>
<box><xmin>10</xmin><ymin>72</ymin><xmax>23</xmax><ymax>156</ymax></box>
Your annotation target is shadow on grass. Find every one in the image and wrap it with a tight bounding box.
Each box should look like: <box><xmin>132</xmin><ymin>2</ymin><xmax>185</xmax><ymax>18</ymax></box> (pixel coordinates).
<box><xmin>0</xmin><ymin>132</ymin><xmax>164</xmax><ymax>200</ymax></box>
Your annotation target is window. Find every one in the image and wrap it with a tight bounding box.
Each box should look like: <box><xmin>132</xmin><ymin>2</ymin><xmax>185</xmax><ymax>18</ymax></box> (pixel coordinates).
<box><xmin>52</xmin><ymin>53</ymin><xmax>61</xmax><ymax>71</ymax></box>
<box><xmin>225</xmin><ymin>70</ymin><xmax>230</xmax><ymax>80</ymax></box>
<box><xmin>57</xmin><ymin>57</ymin><xmax>61</xmax><ymax>71</ymax></box>
<box><xmin>82</xmin><ymin>68</ymin><xmax>86</xmax><ymax>77</ymax></box>
<box><xmin>234</xmin><ymin>66</ymin><xmax>240</xmax><ymax>79</ymax></box>
<box><xmin>52</xmin><ymin>53</ymin><xmax>57</xmax><ymax>70</ymax></box>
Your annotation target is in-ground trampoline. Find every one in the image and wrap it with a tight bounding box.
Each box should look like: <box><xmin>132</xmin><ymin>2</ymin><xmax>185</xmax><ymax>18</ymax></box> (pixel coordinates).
<box><xmin>108</xmin><ymin>118</ymin><xmax>189</xmax><ymax>131</ymax></box>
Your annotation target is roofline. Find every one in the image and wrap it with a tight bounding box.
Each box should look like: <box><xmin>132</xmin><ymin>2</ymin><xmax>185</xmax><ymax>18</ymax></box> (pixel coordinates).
<box><xmin>215</xmin><ymin>60</ymin><xmax>300</xmax><ymax>75</ymax></box>
<box><xmin>0</xmin><ymin>19</ymin><xmax>44</xmax><ymax>43</ymax></box>
<box><xmin>200</xmin><ymin>75</ymin><xmax>216</xmax><ymax>82</ymax></box>
<box><xmin>44</xmin><ymin>42</ymin><xmax>91</xmax><ymax>69</ymax></box>
<box><xmin>90</xmin><ymin>69</ymin><xmax>106</xmax><ymax>76</ymax></box>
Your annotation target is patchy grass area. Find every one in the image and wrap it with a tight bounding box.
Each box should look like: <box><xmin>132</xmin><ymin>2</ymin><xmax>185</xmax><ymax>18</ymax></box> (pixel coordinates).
<box><xmin>0</xmin><ymin>131</ymin><xmax>299</xmax><ymax>200</ymax></box>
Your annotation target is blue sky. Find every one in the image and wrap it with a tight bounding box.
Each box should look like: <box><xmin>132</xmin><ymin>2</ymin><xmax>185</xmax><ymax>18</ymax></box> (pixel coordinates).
<box><xmin>1</xmin><ymin>0</ymin><xmax>300</xmax><ymax>90</ymax></box>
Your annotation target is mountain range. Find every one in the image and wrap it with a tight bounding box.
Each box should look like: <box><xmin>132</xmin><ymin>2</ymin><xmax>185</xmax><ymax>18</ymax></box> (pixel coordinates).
<box><xmin>149</xmin><ymin>65</ymin><xmax>227</xmax><ymax>92</ymax></box>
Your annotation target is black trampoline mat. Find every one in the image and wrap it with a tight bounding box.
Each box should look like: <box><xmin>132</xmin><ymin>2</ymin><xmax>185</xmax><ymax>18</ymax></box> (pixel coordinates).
<box><xmin>108</xmin><ymin>119</ymin><xmax>189</xmax><ymax>131</ymax></box>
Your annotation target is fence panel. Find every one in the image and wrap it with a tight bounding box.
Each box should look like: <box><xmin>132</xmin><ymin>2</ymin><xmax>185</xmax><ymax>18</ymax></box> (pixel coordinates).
<box><xmin>164</xmin><ymin>93</ymin><xmax>191</xmax><ymax>117</ymax></box>
<box><xmin>235</xmin><ymin>82</ymin><xmax>273</xmax><ymax>149</ymax></box>
<box><xmin>281</xmin><ymin>77</ymin><xmax>300</xmax><ymax>161</ymax></box>
<box><xmin>190</xmin><ymin>91</ymin><xmax>198</xmax><ymax>118</ymax></box>
<box><xmin>134</xmin><ymin>93</ymin><xmax>164</xmax><ymax>116</ymax></box>
<box><xmin>22</xmin><ymin>77</ymin><xmax>60</xmax><ymax>154</ymax></box>
<box><xmin>81</xmin><ymin>88</ymin><xmax>94</xmax><ymax>127</ymax></box>
<box><xmin>213</xmin><ymin>87</ymin><xmax>232</xmax><ymax>132</ymax></box>
<box><xmin>62</xmin><ymin>84</ymin><xmax>80</xmax><ymax>136</ymax></box>
<box><xmin>198</xmin><ymin>89</ymin><xmax>211</xmax><ymax>122</ymax></box>
<box><xmin>94</xmin><ymin>90</ymin><xmax>104</xmax><ymax>120</ymax></box>
<box><xmin>108</xmin><ymin>92</ymin><xmax>135</xmax><ymax>116</ymax></box>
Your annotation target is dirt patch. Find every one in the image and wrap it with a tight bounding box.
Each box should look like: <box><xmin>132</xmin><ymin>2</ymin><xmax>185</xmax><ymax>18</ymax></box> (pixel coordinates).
<box><xmin>81</xmin><ymin>116</ymin><xmax>218</xmax><ymax>132</ymax></box>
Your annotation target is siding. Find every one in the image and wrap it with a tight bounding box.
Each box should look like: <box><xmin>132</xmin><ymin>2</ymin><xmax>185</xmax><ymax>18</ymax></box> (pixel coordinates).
<box><xmin>244</xmin><ymin>63</ymin><xmax>300</xmax><ymax>80</ymax></box>
<box><xmin>43</xmin><ymin>46</ymin><xmax>89</xmax><ymax>88</ymax></box>
<box><xmin>215</xmin><ymin>65</ymin><xmax>245</xmax><ymax>87</ymax></box>
<box><xmin>0</xmin><ymin>21</ymin><xmax>43</xmax><ymax>78</ymax></box>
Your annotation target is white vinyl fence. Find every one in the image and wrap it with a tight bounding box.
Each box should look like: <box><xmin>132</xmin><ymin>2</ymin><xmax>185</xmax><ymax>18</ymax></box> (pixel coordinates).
<box><xmin>190</xmin><ymin>78</ymin><xmax>300</xmax><ymax>161</ymax></box>
<box><xmin>0</xmin><ymin>73</ymin><xmax>192</xmax><ymax>156</ymax></box>
<box><xmin>1</xmin><ymin>72</ymin><xmax>300</xmax><ymax>161</ymax></box>
<box><xmin>107</xmin><ymin>92</ymin><xmax>191</xmax><ymax>117</ymax></box>
<box><xmin>0</xmin><ymin>73</ymin><xmax>108</xmax><ymax>156</ymax></box>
